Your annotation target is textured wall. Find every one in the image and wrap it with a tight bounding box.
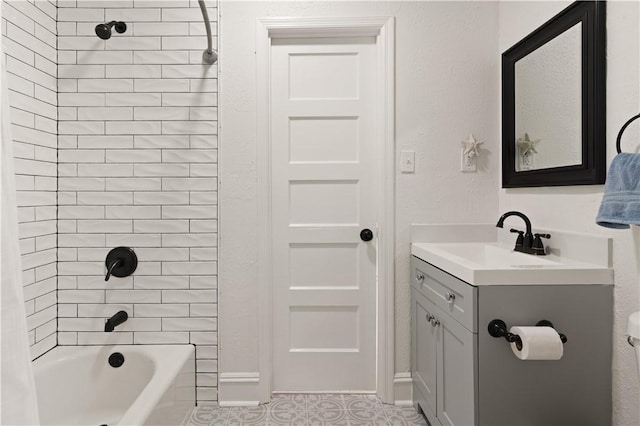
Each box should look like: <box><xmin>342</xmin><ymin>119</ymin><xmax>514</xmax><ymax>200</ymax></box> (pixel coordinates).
<box><xmin>218</xmin><ymin>0</ymin><xmax>499</xmax><ymax>396</ymax></box>
<box><xmin>2</xmin><ymin>0</ymin><xmax>58</xmax><ymax>360</ymax></box>
<box><xmin>499</xmin><ymin>2</ymin><xmax>640</xmax><ymax>424</ymax></box>
<box><xmin>55</xmin><ymin>0</ymin><xmax>218</xmax><ymax>402</ymax></box>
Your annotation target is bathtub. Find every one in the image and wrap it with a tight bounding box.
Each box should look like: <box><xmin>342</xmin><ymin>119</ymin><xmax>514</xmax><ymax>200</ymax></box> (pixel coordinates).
<box><xmin>33</xmin><ymin>345</ymin><xmax>195</xmax><ymax>426</ymax></box>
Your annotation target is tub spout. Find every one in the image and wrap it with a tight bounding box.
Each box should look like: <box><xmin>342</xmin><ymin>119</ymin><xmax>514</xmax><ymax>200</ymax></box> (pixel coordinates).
<box><xmin>104</xmin><ymin>310</ymin><xmax>128</xmax><ymax>332</ymax></box>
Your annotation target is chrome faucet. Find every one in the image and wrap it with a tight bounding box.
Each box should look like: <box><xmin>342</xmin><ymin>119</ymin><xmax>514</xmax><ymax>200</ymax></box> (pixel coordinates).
<box><xmin>104</xmin><ymin>310</ymin><xmax>128</xmax><ymax>332</ymax></box>
<box><xmin>496</xmin><ymin>211</ymin><xmax>550</xmax><ymax>255</ymax></box>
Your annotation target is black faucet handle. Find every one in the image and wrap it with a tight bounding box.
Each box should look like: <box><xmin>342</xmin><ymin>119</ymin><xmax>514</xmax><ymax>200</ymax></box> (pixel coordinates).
<box><xmin>532</xmin><ymin>233</ymin><xmax>550</xmax><ymax>255</ymax></box>
<box><xmin>105</xmin><ymin>258</ymin><xmax>123</xmax><ymax>281</ymax></box>
<box><xmin>509</xmin><ymin>228</ymin><xmax>524</xmax><ymax>247</ymax></box>
<box><xmin>105</xmin><ymin>247</ymin><xmax>138</xmax><ymax>281</ymax></box>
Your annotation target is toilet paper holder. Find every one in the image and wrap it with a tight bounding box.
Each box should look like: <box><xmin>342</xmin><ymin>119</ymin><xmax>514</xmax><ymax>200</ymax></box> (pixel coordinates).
<box><xmin>488</xmin><ymin>319</ymin><xmax>567</xmax><ymax>351</ymax></box>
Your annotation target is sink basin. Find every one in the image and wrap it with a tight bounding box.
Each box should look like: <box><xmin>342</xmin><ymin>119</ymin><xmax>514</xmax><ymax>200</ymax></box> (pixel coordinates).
<box><xmin>412</xmin><ymin>242</ymin><xmax>613</xmax><ymax>285</ymax></box>
<box><xmin>433</xmin><ymin>243</ymin><xmax>559</xmax><ymax>267</ymax></box>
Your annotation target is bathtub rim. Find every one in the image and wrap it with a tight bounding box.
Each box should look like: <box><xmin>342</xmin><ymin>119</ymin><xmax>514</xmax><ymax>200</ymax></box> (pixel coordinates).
<box><xmin>33</xmin><ymin>344</ymin><xmax>196</xmax><ymax>426</ymax></box>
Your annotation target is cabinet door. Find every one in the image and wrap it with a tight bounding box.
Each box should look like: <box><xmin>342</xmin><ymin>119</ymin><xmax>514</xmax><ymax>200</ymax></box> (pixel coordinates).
<box><xmin>435</xmin><ymin>306</ymin><xmax>477</xmax><ymax>426</ymax></box>
<box><xmin>411</xmin><ymin>288</ymin><xmax>439</xmax><ymax>417</ymax></box>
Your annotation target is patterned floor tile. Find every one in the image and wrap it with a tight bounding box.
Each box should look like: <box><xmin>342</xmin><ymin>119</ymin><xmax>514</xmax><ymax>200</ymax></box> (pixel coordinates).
<box><xmin>268</xmin><ymin>409</ymin><xmax>307</xmax><ymax>424</ymax></box>
<box><xmin>188</xmin><ymin>404</ymin><xmax>230</xmax><ymax>425</ymax></box>
<box><xmin>346</xmin><ymin>409</ymin><xmax>389</xmax><ymax>423</ymax></box>
<box><xmin>307</xmin><ymin>394</ymin><xmax>346</xmax><ymax>411</ymax></box>
<box><xmin>185</xmin><ymin>394</ymin><xmax>426</xmax><ymax>426</ymax></box>
<box><xmin>383</xmin><ymin>407</ymin><xmax>428</xmax><ymax>426</ymax></box>
<box><xmin>226</xmin><ymin>405</ymin><xmax>269</xmax><ymax>424</ymax></box>
<box><xmin>307</xmin><ymin>409</ymin><xmax>347</xmax><ymax>425</ymax></box>
<box><xmin>270</xmin><ymin>394</ymin><xmax>308</xmax><ymax>411</ymax></box>
<box><xmin>344</xmin><ymin>395</ymin><xmax>384</xmax><ymax>411</ymax></box>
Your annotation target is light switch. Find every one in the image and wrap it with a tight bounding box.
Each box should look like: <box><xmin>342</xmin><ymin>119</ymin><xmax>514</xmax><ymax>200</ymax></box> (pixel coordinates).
<box><xmin>401</xmin><ymin>150</ymin><xmax>415</xmax><ymax>173</ymax></box>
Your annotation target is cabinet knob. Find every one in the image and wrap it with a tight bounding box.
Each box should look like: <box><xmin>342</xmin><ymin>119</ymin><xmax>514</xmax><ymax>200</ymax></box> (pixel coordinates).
<box><xmin>430</xmin><ymin>318</ymin><xmax>440</xmax><ymax>327</ymax></box>
<box><xmin>416</xmin><ymin>272</ymin><xmax>425</xmax><ymax>282</ymax></box>
<box><xmin>426</xmin><ymin>313</ymin><xmax>434</xmax><ymax>322</ymax></box>
<box><xmin>445</xmin><ymin>292</ymin><xmax>456</xmax><ymax>302</ymax></box>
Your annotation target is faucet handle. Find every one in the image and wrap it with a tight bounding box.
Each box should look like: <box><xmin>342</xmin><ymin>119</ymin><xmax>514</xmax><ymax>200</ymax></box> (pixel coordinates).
<box><xmin>510</xmin><ymin>228</ymin><xmax>524</xmax><ymax>247</ymax></box>
<box><xmin>104</xmin><ymin>247</ymin><xmax>138</xmax><ymax>281</ymax></box>
<box><xmin>532</xmin><ymin>233</ymin><xmax>550</xmax><ymax>255</ymax></box>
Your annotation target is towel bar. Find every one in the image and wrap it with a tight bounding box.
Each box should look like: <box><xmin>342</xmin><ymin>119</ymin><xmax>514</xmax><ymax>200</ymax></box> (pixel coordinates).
<box><xmin>616</xmin><ymin>113</ymin><xmax>640</xmax><ymax>154</ymax></box>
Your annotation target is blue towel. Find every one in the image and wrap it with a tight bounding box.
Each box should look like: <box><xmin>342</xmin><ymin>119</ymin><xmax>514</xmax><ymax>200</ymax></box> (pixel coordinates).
<box><xmin>596</xmin><ymin>153</ymin><xmax>640</xmax><ymax>228</ymax></box>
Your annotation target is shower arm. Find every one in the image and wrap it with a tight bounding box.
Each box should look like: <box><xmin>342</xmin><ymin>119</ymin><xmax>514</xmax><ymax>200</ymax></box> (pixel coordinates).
<box><xmin>198</xmin><ymin>0</ymin><xmax>218</xmax><ymax>64</ymax></box>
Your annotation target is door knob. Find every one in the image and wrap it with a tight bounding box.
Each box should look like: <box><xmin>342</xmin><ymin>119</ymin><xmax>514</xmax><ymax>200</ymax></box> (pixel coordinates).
<box><xmin>360</xmin><ymin>228</ymin><xmax>374</xmax><ymax>242</ymax></box>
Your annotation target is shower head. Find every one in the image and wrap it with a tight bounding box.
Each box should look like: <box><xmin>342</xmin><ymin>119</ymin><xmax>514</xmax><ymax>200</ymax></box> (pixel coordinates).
<box><xmin>95</xmin><ymin>21</ymin><xmax>127</xmax><ymax>40</ymax></box>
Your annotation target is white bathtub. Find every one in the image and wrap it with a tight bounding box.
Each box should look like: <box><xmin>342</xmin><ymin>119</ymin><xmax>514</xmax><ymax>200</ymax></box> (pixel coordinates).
<box><xmin>33</xmin><ymin>345</ymin><xmax>195</xmax><ymax>426</ymax></box>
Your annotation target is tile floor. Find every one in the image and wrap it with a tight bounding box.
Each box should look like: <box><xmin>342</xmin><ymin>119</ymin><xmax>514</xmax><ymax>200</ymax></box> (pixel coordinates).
<box><xmin>187</xmin><ymin>394</ymin><xmax>428</xmax><ymax>426</ymax></box>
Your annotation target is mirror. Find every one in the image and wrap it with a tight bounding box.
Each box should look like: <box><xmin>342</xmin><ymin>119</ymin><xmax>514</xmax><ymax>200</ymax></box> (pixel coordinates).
<box><xmin>502</xmin><ymin>1</ymin><xmax>606</xmax><ymax>188</ymax></box>
<box><xmin>515</xmin><ymin>22</ymin><xmax>582</xmax><ymax>171</ymax></box>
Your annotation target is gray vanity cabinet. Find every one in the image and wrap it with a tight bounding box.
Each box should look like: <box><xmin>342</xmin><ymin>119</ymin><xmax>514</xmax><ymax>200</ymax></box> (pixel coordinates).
<box><xmin>411</xmin><ymin>260</ymin><xmax>477</xmax><ymax>426</ymax></box>
<box><xmin>410</xmin><ymin>255</ymin><xmax>613</xmax><ymax>426</ymax></box>
<box><xmin>435</xmin><ymin>307</ymin><xmax>476</xmax><ymax>426</ymax></box>
<box><xmin>411</xmin><ymin>289</ymin><xmax>438</xmax><ymax>416</ymax></box>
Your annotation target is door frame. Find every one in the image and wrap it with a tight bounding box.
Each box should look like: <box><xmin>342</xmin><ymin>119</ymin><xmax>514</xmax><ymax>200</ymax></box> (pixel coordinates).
<box><xmin>256</xmin><ymin>16</ymin><xmax>395</xmax><ymax>404</ymax></box>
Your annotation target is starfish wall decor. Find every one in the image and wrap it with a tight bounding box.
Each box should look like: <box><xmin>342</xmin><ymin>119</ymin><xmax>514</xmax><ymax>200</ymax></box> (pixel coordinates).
<box><xmin>516</xmin><ymin>133</ymin><xmax>541</xmax><ymax>156</ymax></box>
<box><xmin>461</xmin><ymin>134</ymin><xmax>484</xmax><ymax>158</ymax></box>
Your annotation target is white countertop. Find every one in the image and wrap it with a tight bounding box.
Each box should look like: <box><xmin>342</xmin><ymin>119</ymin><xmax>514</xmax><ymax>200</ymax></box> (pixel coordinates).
<box><xmin>411</xmin><ymin>241</ymin><xmax>614</xmax><ymax>286</ymax></box>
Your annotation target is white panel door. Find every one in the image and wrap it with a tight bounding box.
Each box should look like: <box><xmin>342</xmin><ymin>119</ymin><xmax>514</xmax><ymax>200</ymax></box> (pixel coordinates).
<box><xmin>271</xmin><ymin>37</ymin><xmax>378</xmax><ymax>392</ymax></box>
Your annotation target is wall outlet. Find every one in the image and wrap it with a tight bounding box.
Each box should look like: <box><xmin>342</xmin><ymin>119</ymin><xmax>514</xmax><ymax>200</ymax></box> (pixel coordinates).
<box><xmin>401</xmin><ymin>150</ymin><xmax>415</xmax><ymax>173</ymax></box>
<box><xmin>461</xmin><ymin>148</ymin><xmax>476</xmax><ymax>172</ymax></box>
<box><xmin>521</xmin><ymin>151</ymin><xmax>535</xmax><ymax>170</ymax></box>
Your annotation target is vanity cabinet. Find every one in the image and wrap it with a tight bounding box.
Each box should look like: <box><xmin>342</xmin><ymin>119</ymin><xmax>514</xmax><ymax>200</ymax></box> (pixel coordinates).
<box><xmin>410</xmin><ymin>255</ymin><xmax>613</xmax><ymax>426</ymax></box>
<box><xmin>411</xmin><ymin>262</ymin><xmax>477</xmax><ymax>426</ymax></box>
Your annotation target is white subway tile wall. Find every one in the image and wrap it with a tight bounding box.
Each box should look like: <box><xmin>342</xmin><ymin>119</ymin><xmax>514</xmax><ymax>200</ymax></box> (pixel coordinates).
<box><xmin>61</xmin><ymin>0</ymin><xmax>216</xmax><ymax>402</ymax></box>
<box><xmin>3</xmin><ymin>0</ymin><xmax>218</xmax><ymax>401</ymax></box>
<box><xmin>3</xmin><ymin>0</ymin><xmax>58</xmax><ymax>360</ymax></box>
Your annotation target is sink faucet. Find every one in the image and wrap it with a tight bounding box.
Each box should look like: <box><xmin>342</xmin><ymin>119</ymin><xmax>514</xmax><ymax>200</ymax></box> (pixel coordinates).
<box><xmin>496</xmin><ymin>211</ymin><xmax>550</xmax><ymax>255</ymax></box>
<box><xmin>104</xmin><ymin>310</ymin><xmax>128</xmax><ymax>332</ymax></box>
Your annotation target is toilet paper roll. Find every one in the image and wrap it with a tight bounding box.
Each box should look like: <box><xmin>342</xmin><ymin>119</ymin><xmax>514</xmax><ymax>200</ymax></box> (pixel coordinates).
<box><xmin>509</xmin><ymin>326</ymin><xmax>563</xmax><ymax>360</ymax></box>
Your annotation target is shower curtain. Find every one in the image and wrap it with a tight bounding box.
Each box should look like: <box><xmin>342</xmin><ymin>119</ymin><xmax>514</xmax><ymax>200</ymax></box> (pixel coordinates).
<box><xmin>0</xmin><ymin>53</ymin><xmax>40</xmax><ymax>423</ymax></box>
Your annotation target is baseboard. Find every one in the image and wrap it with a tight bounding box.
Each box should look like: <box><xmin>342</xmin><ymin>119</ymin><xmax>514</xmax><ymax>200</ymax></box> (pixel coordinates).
<box><xmin>219</xmin><ymin>371</ymin><xmax>412</xmax><ymax>407</ymax></box>
<box><xmin>393</xmin><ymin>372</ymin><xmax>413</xmax><ymax>406</ymax></box>
<box><xmin>218</xmin><ymin>372</ymin><xmax>261</xmax><ymax>407</ymax></box>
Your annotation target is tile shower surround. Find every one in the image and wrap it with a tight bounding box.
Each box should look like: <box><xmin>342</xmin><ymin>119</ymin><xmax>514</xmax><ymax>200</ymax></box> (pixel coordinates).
<box><xmin>3</xmin><ymin>0</ymin><xmax>58</xmax><ymax>360</ymax></box>
<box><xmin>56</xmin><ymin>0</ymin><xmax>219</xmax><ymax>402</ymax></box>
<box><xmin>6</xmin><ymin>0</ymin><xmax>219</xmax><ymax>402</ymax></box>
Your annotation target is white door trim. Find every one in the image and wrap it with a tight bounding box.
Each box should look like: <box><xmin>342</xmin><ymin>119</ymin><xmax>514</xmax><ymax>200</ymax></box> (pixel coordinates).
<box><xmin>256</xmin><ymin>16</ymin><xmax>395</xmax><ymax>404</ymax></box>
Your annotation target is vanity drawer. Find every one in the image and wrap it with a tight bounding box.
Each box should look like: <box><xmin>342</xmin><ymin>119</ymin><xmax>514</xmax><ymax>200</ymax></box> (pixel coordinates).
<box><xmin>412</xmin><ymin>256</ymin><xmax>477</xmax><ymax>332</ymax></box>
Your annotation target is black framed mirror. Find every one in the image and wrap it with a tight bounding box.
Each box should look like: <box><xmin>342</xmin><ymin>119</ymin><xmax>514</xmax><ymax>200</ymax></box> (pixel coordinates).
<box><xmin>502</xmin><ymin>1</ymin><xmax>606</xmax><ymax>188</ymax></box>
